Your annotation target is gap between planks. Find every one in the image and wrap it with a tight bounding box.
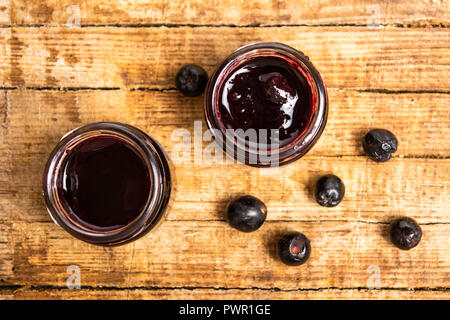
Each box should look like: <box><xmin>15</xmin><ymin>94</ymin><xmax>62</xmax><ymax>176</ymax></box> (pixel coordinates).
<box><xmin>0</xmin><ymin>23</ymin><xmax>449</xmax><ymax>29</ymax></box>
<box><xmin>1</xmin><ymin>284</ymin><xmax>449</xmax><ymax>293</ymax></box>
<box><xmin>0</xmin><ymin>87</ymin><xmax>449</xmax><ymax>95</ymax></box>
<box><xmin>2</xmin><ymin>219</ymin><xmax>449</xmax><ymax>225</ymax></box>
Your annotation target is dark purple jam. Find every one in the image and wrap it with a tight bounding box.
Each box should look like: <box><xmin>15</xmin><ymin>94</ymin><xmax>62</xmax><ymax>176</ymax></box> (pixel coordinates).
<box><xmin>218</xmin><ymin>56</ymin><xmax>314</xmax><ymax>148</ymax></box>
<box><xmin>60</xmin><ymin>136</ymin><xmax>151</xmax><ymax>229</ymax></box>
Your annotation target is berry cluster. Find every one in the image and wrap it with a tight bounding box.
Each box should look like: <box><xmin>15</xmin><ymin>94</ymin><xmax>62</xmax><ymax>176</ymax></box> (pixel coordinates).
<box><xmin>176</xmin><ymin>64</ymin><xmax>422</xmax><ymax>267</ymax></box>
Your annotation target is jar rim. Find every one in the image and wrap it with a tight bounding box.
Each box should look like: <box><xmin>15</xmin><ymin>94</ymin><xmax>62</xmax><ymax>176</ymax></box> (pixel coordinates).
<box><xmin>43</xmin><ymin>122</ymin><xmax>172</xmax><ymax>245</ymax></box>
<box><xmin>204</xmin><ymin>42</ymin><xmax>328</xmax><ymax>167</ymax></box>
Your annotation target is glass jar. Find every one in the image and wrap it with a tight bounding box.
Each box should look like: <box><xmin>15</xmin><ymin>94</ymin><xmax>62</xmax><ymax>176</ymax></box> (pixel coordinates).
<box><xmin>204</xmin><ymin>42</ymin><xmax>328</xmax><ymax>167</ymax></box>
<box><xmin>43</xmin><ymin>122</ymin><xmax>172</xmax><ymax>246</ymax></box>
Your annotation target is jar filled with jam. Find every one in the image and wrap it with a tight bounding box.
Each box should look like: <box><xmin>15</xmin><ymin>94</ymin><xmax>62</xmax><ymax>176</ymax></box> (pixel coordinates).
<box><xmin>43</xmin><ymin>122</ymin><xmax>172</xmax><ymax>246</ymax></box>
<box><xmin>204</xmin><ymin>42</ymin><xmax>328</xmax><ymax>167</ymax></box>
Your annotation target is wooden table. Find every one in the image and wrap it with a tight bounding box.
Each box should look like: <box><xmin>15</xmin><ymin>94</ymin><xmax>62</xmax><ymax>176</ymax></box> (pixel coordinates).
<box><xmin>0</xmin><ymin>0</ymin><xmax>449</xmax><ymax>300</ymax></box>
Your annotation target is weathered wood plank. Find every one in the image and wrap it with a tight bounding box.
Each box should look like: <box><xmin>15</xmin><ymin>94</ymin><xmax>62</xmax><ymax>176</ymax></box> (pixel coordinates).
<box><xmin>3</xmin><ymin>153</ymin><xmax>449</xmax><ymax>223</ymax></box>
<box><xmin>0</xmin><ymin>0</ymin><xmax>9</xmax><ymax>25</ymax></box>
<box><xmin>0</xmin><ymin>0</ymin><xmax>448</xmax><ymax>300</ymax></box>
<box><xmin>0</xmin><ymin>29</ymin><xmax>10</xmax><ymax>86</ymax></box>
<box><xmin>0</xmin><ymin>222</ymin><xmax>13</xmax><ymax>283</ymax></box>
<box><xmin>0</xmin><ymin>89</ymin><xmax>448</xmax><ymax>223</ymax></box>
<box><xmin>2</xmin><ymin>287</ymin><xmax>449</xmax><ymax>300</ymax></box>
<box><xmin>170</xmin><ymin>158</ymin><xmax>450</xmax><ymax>222</ymax></box>
<box><xmin>3</xmin><ymin>27</ymin><xmax>449</xmax><ymax>91</ymax></box>
<box><xmin>1</xmin><ymin>221</ymin><xmax>449</xmax><ymax>289</ymax></box>
<box><xmin>3</xmin><ymin>89</ymin><xmax>449</xmax><ymax>156</ymax></box>
<box><xmin>0</xmin><ymin>90</ymin><xmax>8</xmax><ymax>142</ymax></box>
<box><xmin>6</xmin><ymin>0</ymin><xmax>450</xmax><ymax>27</ymax></box>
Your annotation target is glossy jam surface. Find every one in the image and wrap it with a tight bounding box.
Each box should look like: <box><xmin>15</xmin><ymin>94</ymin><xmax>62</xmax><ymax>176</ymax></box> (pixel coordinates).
<box><xmin>218</xmin><ymin>56</ymin><xmax>314</xmax><ymax>148</ymax></box>
<box><xmin>60</xmin><ymin>136</ymin><xmax>151</xmax><ymax>229</ymax></box>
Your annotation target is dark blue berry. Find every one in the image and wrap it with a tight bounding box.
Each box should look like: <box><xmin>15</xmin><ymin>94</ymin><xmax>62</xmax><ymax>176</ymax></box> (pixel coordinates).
<box><xmin>227</xmin><ymin>195</ymin><xmax>267</xmax><ymax>232</ymax></box>
<box><xmin>315</xmin><ymin>174</ymin><xmax>345</xmax><ymax>207</ymax></box>
<box><xmin>278</xmin><ymin>232</ymin><xmax>311</xmax><ymax>266</ymax></box>
<box><xmin>175</xmin><ymin>64</ymin><xmax>208</xmax><ymax>97</ymax></box>
<box><xmin>390</xmin><ymin>217</ymin><xmax>422</xmax><ymax>250</ymax></box>
<box><xmin>363</xmin><ymin>129</ymin><xmax>398</xmax><ymax>162</ymax></box>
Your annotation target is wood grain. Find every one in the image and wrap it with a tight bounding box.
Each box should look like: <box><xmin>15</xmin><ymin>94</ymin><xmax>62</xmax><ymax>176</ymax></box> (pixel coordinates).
<box><xmin>0</xmin><ymin>221</ymin><xmax>449</xmax><ymax>290</ymax></box>
<box><xmin>3</xmin><ymin>89</ymin><xmax>449</xmax><ymax>156</ymax></box>
<box><xmin>0</xmin><ymin>29</ymin><xmax>10</xmax><ymax>86</ymax></box>
<box><xmin>0</xmin><ymin>89</ymin><xmax>448</xmax><ymax>224</ymax></box>
<box><xmin>0</xmin><ymin>0</ymin><xmax>449</xmax><ymax>300</ymax></box>
<box><xmin>2</xmin><ymin>27</ymin><xmax>449</xmax><ymax>91</ymax></box>
<box><xmin>3</xmin><ymin>152</ymin><xmax>449</xmax><ymax>224</ymax></box>
<box><xmin>2</xmin><ymin>287</ymin><xmax>450</xmax><ymax>300</ymax></box>
<box><xmin>5</xmin><ymin>0</ymin><xmax>449</xmax><ymax>27</ymax></box>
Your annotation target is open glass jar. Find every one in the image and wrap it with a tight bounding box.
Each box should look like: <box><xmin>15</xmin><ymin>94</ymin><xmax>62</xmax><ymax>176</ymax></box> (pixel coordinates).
<box><xmin>204</xmin><ymin>42</ymin><xmax>328</xmax><ymax>167</ymax></box>
<box><xmin>43</xmin><ymin>122</ymin><xmax>172</xmax><ymax>246</ymax></box>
